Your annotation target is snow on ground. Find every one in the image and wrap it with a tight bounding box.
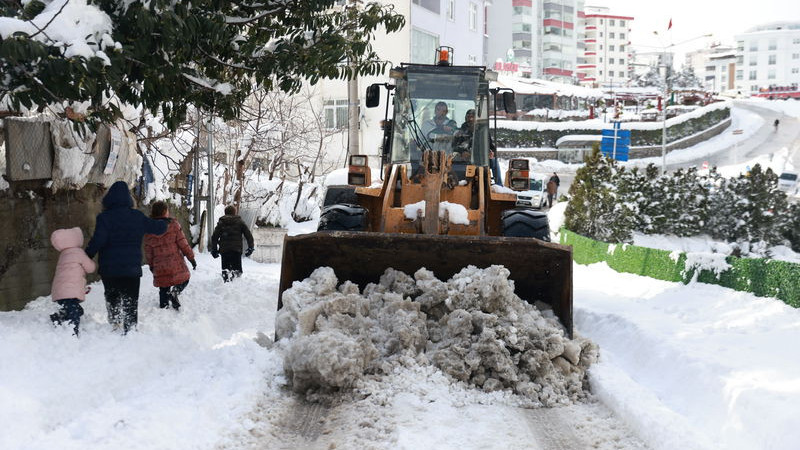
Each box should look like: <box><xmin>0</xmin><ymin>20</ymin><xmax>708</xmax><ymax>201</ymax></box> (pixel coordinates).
<box><xmin>3</xmin><ymin>219</ymin><xmax>799</xmax><ymax>449</ymax></box>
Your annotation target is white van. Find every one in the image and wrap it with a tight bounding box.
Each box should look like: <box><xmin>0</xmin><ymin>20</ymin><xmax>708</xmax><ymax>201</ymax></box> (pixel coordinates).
<box><xmin>777</xmin><ymin>172</ymin><xmax>798</xmax><ymax>195</ymax></box>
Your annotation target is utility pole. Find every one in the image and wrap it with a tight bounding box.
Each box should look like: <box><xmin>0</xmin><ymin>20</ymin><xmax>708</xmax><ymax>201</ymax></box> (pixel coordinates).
<box><xmin>347</xmin><ymin>0</ymin><xmax>361</xmax><ymax>160</ymax></box>
<box><xmin>348</xmin><ymin>74</ymin><xmax>360</xmax><ymax>158</ymax></box>
<box><xmin>206</xmin><ymin>116</ymin><xmax>215</xmax><ymax>251</ymax></box>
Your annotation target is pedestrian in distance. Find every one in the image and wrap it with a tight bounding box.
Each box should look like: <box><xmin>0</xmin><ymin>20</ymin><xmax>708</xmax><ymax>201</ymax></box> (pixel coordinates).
<box><xmin>546</xmin><ymin>179</ymin><xmax>557</xmax><ymax>208</ymax></box>
<box><xmin>774</xmin><ymin>118</ymin><xmax>780</xmax><ymax>130</ymax></box>
<box><xmin>549</xmin><ymin>172</ymin><xmax>561</xmax><ymax>199</ymax></box>
<box><xmin>210</xmin><ymin>205</ymin><xmax>255</xmax><ymax>282</ymax></box>
<box><xmin>49</xmin><ymin>227</ymin><xmax>96</xmax><ymax>336</ymax></box>
<box><xmin>144</xmin><ymin>201</ymin><xmax>196</xmax><ymax>311</ymax></box>
<box><xmin>85</xmin><ymin>181</ymin><xmax>168</xmax><ymax>334</ymax></box>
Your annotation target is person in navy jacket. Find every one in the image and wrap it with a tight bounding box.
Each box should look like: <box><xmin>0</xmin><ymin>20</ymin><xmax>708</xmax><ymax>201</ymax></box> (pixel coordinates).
<box><xmin>86</xmin><ymin>181</ymin><xmax>167</xmax><ymax>333</ymax></box>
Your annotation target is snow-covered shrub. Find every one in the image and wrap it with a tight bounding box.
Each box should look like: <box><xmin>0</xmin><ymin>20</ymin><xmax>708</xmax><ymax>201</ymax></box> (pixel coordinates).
<box><xmin>564</xmin><ymin>148</ymin><xmax>636</xmax><ymax>243</ymax></box>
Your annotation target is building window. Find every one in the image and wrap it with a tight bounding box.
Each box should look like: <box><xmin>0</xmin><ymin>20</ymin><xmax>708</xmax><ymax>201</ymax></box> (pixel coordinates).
<box><xmin>447</xmin><ymin>0</ymin><xmax>455</xmax><ymax>21</ymax></box>
<box><xmin>619</xmin><ymin>32</ymin><xmax>625</xmax><ymax>40</ymax></box>
<box><xmin>794</xmin><ymin>38</ymin><xmax>800</xmax><ymax>44</ymax></box>
<box><xmin>792</xmin><ymin>68</ymin><xmax>799</xmax><ymax>74</ymax></box>
<box><xmin>769</xmin><ymin>54</ymin><xmax>776</xmax><ymax>65</ymax></box>
<box><xmin>411</xmin><ymin>27</ymin><xmax>439</xmax><ymax>64</ymax></box>
<box><xmin>736</xmin><ymin>70</ymin><xmax>743</xmax><ymax>80</ymax></box>
<box><xmin>749</xmin><ymin>70</ymin><xmax>757</xmax><ymax>80</ymax></box>
<box><xmin>609</xmin><ymin>45</ymin><xmax>615</xmax><ymax>51</ymax></box>
<box><xmin>749</xmin><ymin>42</ymin><xmax>758</xmax><ymax>51</ymax></box>
<box><xmin>610</xmin><ymin>19</ymin><xmax>615</xmax><ymax>26</ymax></box>
<box><xmin>609</xmin><ymin>32</ymin><xmax>615</xmax><ymax>39</ymax></box>
<box><xmin>751</xmin><ymin>85</ymin><xmax>759</xmax><ymax>92</ymax></box>
<box><xmin>609</xmin><ymin>58</ymin><xmax>615</xmax><ymax>65</ymax></box>
<box><xmin>512</xmin><ymin>6</ymin><xmax>532</xmax><ymax>16</ymax></box>
<box><xmin>620</xmin><ymin>20</ymin><xmax>626</xmax><ymax>26</ymax></box>
<box><xmin>324</xmin><ymin>100</ymin><xmax>348</xmax><ymax>129</ymax></box>
<box><xmin>513</xmin><ymin>23</ymin><xmax>531</xmax><ymax>33</ymax></box>
<box><xmin>468</xmin><ymin>54</ymin><xmax>477</xmax><ymax>65</ymax></box>
<box><xmin>513</xmin><ymin>39</ymin><xmax>532</xmax><ymax>49</ymax></box>
<box><xmin>769</xmin><ymin>39</ymin><xmax>777</xmax><ymax>50</ymax></box>
<box><xmin>412</xmin><ymin>0</ymin><xmax>440</xmax><ymax>14</ymax></box>
<box><xmin>619</xmin><ymin>71</ymin><xmax>625</xmax><ymax>77</ymax></box>
<box><xmin>469</xmin><ymin>3</ymin><xmax>478</xmax><ymax>31</ymax></box>
<box><xmin>737</xmin><ymin>41</ymin><xmax>744</xmax><ymax>51</ymax></box>
<box><xmin>619</xmin><ymin>44</ymin><xmax>625</xmax><ymax>51</ymax></box>
<box><xmin>793</xmin><ymin>53</ymin><xmax>799</xmax><ymax>59</ymax></box>
<box><xmin>749</xmin><ymin>59</ymin><xmax>757</xmax><ymax>66</ymax></box>
<box><xmin>768</xmin><ymin>69</ymin><xmax>776</xmax><ymax>79</ymax></box>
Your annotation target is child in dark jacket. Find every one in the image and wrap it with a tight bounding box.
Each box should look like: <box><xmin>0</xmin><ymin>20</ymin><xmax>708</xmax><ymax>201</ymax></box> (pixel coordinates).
<box><xmin>49</xmin><ymin>227</ymin><xmax>96</xmax><ymax>336</ymax></box>
<box><xmin>210</xmin><ymin>205</ymin><xmax>254</xmax><ymax>282</ymax></box>
<box><xmin>144</xmin><ymin>201</ymin><xmax>196</xmax><ymax>310</ymax></box>
<box><xmin>85</xmin><ymin>181</ymin><xmax>167</xmax><ymax>333</ymax></box>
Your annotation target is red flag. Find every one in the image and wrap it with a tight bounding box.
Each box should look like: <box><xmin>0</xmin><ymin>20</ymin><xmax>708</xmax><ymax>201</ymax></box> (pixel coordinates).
<box><xmin>668</xmin><ymin>18</ymin><xmax>672</xmax><ymax>30</ymax></box>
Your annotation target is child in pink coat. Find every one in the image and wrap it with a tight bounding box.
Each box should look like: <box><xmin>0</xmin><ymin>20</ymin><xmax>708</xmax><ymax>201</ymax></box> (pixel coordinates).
<box><xmin>49</xmin><ymin>227</ymin><xmax>96</xmax><ymax>335</ymax></box>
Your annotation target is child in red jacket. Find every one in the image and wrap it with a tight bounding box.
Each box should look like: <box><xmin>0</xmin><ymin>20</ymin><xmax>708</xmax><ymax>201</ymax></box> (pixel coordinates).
<box><xmin>49</xmin><ymin>227</ymin><xmax>96</xmax><ymax>335</ymax></box>
<box><xmin>143</xmin><ymin>201</ymin><xmax>196</xmax><ymax>310</ymax></box>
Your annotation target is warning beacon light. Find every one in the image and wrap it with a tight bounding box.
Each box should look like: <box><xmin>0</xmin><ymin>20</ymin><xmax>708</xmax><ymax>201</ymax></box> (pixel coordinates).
<box><xmin>435</xmin><ymin>46</ymin><xmax>453</xmax><ymax>66</ymax></box>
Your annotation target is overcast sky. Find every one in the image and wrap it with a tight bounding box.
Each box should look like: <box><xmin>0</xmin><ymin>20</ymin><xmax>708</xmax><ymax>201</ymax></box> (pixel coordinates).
<box><xmin>593</xmin><ymin>0</ymin><xmax>800</xmax><ymax>64</ymax></box>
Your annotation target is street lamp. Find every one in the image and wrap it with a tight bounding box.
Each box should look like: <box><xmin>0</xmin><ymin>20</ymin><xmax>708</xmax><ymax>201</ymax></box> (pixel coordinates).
<box><xmin>649</xmin><ymin>32</ymin><xmax>712</xmax><ymax>175</ymax></box>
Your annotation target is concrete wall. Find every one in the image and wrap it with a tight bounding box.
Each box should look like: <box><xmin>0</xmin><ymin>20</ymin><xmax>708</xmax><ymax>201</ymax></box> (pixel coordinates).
<box><xmin>0</xmin><ymin>184</ymin><xmax>192</xmax><ymax>311</ymax></box>
<box><xmin>250</xmin><ymin>227</ymin><xmax>287</xmax><ymax>264</ymax></box>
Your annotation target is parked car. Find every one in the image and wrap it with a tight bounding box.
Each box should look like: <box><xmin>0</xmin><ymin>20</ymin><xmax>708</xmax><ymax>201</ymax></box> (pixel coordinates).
<box><xmin>777</xmin><ymin>172</ymin><xmax>798</xmax><ymax>195</ymax></box>
<box><xmin>515</xmin><ymin>176</ymin><xmax>547</xmax><ymax>209</ymax></box>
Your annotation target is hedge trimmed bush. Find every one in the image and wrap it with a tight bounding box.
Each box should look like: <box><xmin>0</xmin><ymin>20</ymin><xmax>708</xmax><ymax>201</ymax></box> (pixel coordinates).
<box><xmin>496</xmin><ymin>106</ymin><xmax>730</xmax><ymax>148</ymax></box>
<box><xmin>561</xmin><ymin>228</ymin><xmax>800</xmax><ymax>307</ymax></box>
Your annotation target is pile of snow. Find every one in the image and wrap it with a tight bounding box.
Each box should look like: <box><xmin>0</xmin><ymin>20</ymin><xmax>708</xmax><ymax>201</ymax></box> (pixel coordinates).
<box><xmin>276</xmin><ymin>265</ymin><xmax>597</xmax><ymax>406</ymax></box>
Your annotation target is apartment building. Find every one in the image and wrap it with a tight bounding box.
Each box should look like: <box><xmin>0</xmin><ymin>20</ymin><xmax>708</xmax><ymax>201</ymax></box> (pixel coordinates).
<box><xmin>734</xmin><ymin>21</ymin><xmax>800</xmax><ymax>94</ymax></box>
<box><xmin>577</xmin><ymin>6</ymin><xmax>633</xmax><ymax>88</ymax></box>
<box><xmin>487</xmin><ymin>0</ymin><xmax>583</xmax><ymax>82</ymax></box>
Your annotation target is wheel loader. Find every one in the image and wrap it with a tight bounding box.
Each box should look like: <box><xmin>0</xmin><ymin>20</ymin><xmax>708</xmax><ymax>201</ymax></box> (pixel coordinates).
<box><xmin>279</xmin><ymin>48</ymin><xmax>574</xmax><ymax>336</ymax></box>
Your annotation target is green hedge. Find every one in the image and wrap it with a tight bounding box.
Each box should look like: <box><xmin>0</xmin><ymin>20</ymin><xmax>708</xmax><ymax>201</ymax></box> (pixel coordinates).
<box><xmin>497</xmin><ymin>106</ymin><xmax>730</xmax><ymax>148</ymax></box>
<box><xmin>560</xmin><ymin>228</ymin><xmax>800</xmax><ymax>307</ymax></box>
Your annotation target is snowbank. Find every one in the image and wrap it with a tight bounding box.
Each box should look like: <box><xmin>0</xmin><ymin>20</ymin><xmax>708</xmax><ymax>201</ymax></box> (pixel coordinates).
<box><xmin>277</xmin><ymin>265</ymin><xmax>597</xmax><ymax>406</ymax></box>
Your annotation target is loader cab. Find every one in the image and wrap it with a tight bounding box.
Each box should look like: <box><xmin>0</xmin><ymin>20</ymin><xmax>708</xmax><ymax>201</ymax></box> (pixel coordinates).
<box><xmin>386</xmin><ymin>64</ymin><xmax>492</xmax><ymax>179</ymax></box>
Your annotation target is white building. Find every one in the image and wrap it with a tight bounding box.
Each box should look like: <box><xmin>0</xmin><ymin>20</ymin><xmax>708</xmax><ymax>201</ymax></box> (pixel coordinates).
<box><xmin>706</xmin><ymin>50</ymin><xmax>738</xmax><ymax>93</ymax></box>
<box><xmin>577</xmin><ymin>6</ymin><xmax>633</xmax><ymax>88</ymax></box>
<box><xmin>734</xmin><ymin>21</ymin><xmax>800</xmax><ymax>94</ymax></box>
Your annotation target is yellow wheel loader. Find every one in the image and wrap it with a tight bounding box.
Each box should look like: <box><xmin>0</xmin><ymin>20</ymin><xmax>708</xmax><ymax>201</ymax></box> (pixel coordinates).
<box><xmin>279</xmin><ymin>48</ymin><xmax>574</xmax><ymax>336</ymax></box>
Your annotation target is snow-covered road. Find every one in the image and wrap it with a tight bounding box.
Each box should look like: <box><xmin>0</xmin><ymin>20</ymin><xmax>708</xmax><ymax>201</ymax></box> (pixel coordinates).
<box><xmin>3</xmin><ymin>246</ymin><xmax>798</xmax><ymax>450</ymax></box>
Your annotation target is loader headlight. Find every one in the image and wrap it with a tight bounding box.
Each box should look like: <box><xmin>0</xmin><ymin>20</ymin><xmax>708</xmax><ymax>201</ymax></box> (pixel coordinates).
<box><xmin>348</xmin><ymin>155</ymin><xmax>370</xmax><ymax>186</ymax></box>
<box><xmin>350</xmin><ymin>155</ymin><xmax>367</xmax><ymax>167</ymax></box>
<box><xmin>510</xmin><ymin>178</ymin><xmax>529</xmax><ymax>190</ymax></box>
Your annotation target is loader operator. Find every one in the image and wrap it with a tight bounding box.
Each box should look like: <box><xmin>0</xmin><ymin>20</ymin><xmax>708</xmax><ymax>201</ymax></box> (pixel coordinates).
<box><xmin>453</xmin><ymin>109</ymin><xmax>503</xmax><ymax>185</ymax></box>
<box><xmin>421</xmin><ymin>101</ymin><xmax>458</xmax><ymax>152</ymax></box>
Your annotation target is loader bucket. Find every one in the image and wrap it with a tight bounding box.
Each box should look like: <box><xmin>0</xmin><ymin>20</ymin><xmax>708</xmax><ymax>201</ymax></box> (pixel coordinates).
<box><xmin>278</xmin><ymin>231</ymin><xmax>573</xmax><ymax>337</ymax></box>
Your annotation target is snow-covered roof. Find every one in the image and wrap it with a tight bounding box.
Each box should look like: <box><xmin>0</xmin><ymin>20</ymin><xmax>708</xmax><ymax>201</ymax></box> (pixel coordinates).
<box><xmin>555</xmin><ymin>134</ymin><xmax>603</xmax><ymax>147</ymax></box>
<box><xmin>493</xmin><ymin>75</ymin><xmax>604</xmax><ymax>99</ymax></box>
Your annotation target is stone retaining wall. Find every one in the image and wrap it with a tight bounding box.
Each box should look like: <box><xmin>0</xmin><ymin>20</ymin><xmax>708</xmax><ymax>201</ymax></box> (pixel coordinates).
<box><xmin>0</xmin><ymin>184</ymin><xmax>192</xmax><ymax>311</ymax></box>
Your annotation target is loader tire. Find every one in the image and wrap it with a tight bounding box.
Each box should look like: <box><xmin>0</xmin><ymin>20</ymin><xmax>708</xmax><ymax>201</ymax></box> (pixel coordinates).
<box><xmin>318</xmin><ymin>204</ymin><xmax>368</xmax><ymax>231</ymax></box>
<box><xmin>322</xmin><ymin>186</ymin><xmax>358</xmax><ymax>207</ymax></box>
<box><xmin>501</xmin><ymin>208</ymin><xmax>551</xmax><ymax>241</ymax></box>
